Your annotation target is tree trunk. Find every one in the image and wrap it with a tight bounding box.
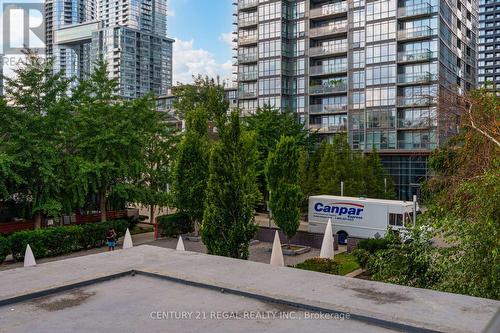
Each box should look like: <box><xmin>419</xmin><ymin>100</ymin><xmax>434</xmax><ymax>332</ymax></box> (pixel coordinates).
<box><xmin>150</xmin><ymin>205</ymin><xmax>156</xmax><ymax>225</ymax></box>
<box><xmin>34</xmin><ymin>212</ymin><xmax>42</xmax><ymax>229</ymax></box>
<box><xmin>99</xmin><ymin>190</ymin><xmax>107</xmax><ymax>222</ymax></box>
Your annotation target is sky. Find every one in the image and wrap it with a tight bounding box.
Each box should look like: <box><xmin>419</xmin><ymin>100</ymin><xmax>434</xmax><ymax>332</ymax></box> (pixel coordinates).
<box><xmin>0</xmin><ymin>0</ymin><xmax>236</xmax><ymax>84</ymax></box>
<box><xmin>167</xmin><ymin>0</ymin><xmax>235</xmax><ymax>84</ymax></box>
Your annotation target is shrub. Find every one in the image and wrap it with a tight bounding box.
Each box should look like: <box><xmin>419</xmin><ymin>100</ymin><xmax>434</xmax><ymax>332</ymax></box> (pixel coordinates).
<box><xmin>295</xmin><ymin>258</ymin><xmax>339</xmax><ymax>275</ymax></box>
<box><xmin>157</xmin><ymin>213</ymin><xmax>193</xmax><ymax>238</ymax></box>
<box><xmin>8</xmin><ymin>220</ymin><xmax>130</xmax><ymax>261</ymax></box>
<box><xmin>0</xmin><ymin>235</ymin><xmax>10</xmax><ymax>264</ymax></box>
<box><xmin>352</xmin><ymin>248</ymin><xmax>371</xmax><ymax>269</ymax></box>
<box><xmin>356</xmin><ymin>238</ymin><xmax>391</xmax><ymax>254</ymax></box>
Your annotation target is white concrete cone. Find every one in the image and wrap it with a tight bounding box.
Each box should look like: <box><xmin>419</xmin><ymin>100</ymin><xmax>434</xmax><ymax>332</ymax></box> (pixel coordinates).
<box><xmin>320</xmin><ymin>219</ymin><xmax>335</xmax><ymax>259</ymax></box>
<box><xmin>23</xmin><ymin>244</ymin><xmax>36</xmax><ymax>267</ymax></box>
<box><xmin>122</xmin><ymin>228</ymin><xmax>133</xmax><ymax>249</ymax></box>
<box><xmin>270</xmin><ymin>231</ymin><xmax>284</xmax><ymax>267</ymax></box>
<box><xmin>176</xmin><ymin>236</ymin><xmax>185</xmax><ymax>251</ymax></box>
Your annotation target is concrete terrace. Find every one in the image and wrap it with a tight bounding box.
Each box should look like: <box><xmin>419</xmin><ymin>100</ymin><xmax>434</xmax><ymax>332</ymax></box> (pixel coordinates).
<box><xmin>0</xmin><ymin>245</ymin><xmax>498</xmax><ymax>333</ymax></box>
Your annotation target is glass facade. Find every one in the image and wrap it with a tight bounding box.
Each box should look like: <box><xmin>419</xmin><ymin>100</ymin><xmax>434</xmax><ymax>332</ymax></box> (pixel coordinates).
<box><xmin>478</xmin><ymin>0</ymin><xmax>500</xmax><ymax>91</ymax></box>
<box><xmin>235</xmin><ymin>0</ymin><xmax>477</xmax><ymax>200</ymax></box>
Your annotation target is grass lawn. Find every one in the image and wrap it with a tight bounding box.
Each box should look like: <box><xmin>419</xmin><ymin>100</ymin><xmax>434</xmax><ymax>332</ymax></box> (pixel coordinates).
<box><xmin>334</xmin><ymin>252</ymin><xmax>361</xmax><ymax>275</ymax></box>
<box><xmin>130</xmin><ymin>225</ymin><xmax>154</xmax><ymax>235</ymax></box>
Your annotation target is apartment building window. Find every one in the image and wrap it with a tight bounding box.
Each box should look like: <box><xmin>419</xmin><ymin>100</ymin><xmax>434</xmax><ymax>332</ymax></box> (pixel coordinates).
<box><xmin>366</xmin><ymin>86</ymin><xmax>396</xmax><ymax>107</ymax></box>
<box><xmin>259</xmin><ymin>40</ymin><xmax>281</xmax><ymax>58</ymax></box>
<box><xmin>290</xmin><ymin>1</ymin><xmax>305</xmax><ymax>19</ymax></box>
<box><xmin>366</xmin><ymin>108</ymin><xmax>396</xmax><ymax>128</ymax></box>
<box><xmin>352</xmin><ymin>9</ymin><xmax>365</xmax><ymax>28</ymax></box>
<box><xmin>259</xmin><ymin>59</ymin><xmax>281</xmax><ymax>76</ymax></box>
<box><xmin>259</xmin><ymin>96</ymin><xmax>281</xmax><ymax>108</ymax></box>
<box><xmin>366</xmin><ymin>64</ymin><xmax>396</xmax><ymax>85</ymax></box>
<box><xmin>259</xmin><ymin>21</ymin><xmax>281</xmax><ymax>39</ymax></box>
<box><xmin>352</xmin><ymin>71</ymin><xmax>365</xmax><ymax>89</ymax></box>
<box><xmin>366</xmin><ymin>21</ymin><xmax>396</xmax><ymax>43</ymax></box>
<box><xmin>353</xmin><ymin>30</ymin><xmax>365</xmax><ymax>48</ymax></box>
<box><xmin>258</xmin><ymin>77</ymin><xmax>281</xmax><ymax>95</ymax></box>
<box><xmin>366</xmin><ymin>0</ymin><xmax>396</xmax><ymax>21</ymax></box>
<box><xmin>352</xmin><ymin>50</ymin><xmax>365</xmax><ymax>68</ymax></box>
<box><xmin>258</xmin><ymin>2</ymin><xmax>282</xmax><ymax>21</ymax></box>
<box><xmin>366</xmin><ymin>42</ymin><xmax>396</xmax><ymax>64</ymax></box>
<box><xmin>352</xmin><ymin>91</ymin><xmax>365</xmax><ymax>109</ymax></box>
<box><xmin>366</xmin><ymin>130</ymin><xmax>396</xmax><ymax>149</ymax></box>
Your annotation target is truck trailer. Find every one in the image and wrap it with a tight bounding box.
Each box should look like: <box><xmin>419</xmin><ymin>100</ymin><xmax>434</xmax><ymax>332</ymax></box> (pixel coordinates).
<box><xmin>308</xmin><ymin>195</ymin><xmax>419</xmax><ymax>244</ymax></box>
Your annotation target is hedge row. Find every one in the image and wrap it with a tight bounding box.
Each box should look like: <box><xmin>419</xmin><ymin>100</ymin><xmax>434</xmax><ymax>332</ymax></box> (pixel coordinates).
<box><xmin>4</xmin><ymin>220</ymin><xmax>129</xmax><ymax>262</ymax></box>
<box><xmin>0</xmin><ymin>236</ymin><xmax>9</xmax><ymax>264</ymax></box>
<box><xmin>157</xmin><ymin>213</ymin><xmax>193</xmax><ymax>238</ymax></box>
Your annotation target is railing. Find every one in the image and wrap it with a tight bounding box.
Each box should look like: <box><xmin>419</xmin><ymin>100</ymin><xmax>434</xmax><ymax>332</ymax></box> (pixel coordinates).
<box><xmin>396</xmin><ymin>96</ymin><xmax>436</xmax><ymax>107</ymax></box>
<box><xmin>238</xmin><ymin>53</ymin><xmax>258</xmax><ymax>63</ymax></box>
<box><xmin>239</xmin><ymin>72</ymin><xmax>258</xmax><ymax>81</ymax></box>
<box><xmin>398</xmin><ymin>26</ymin><xmax>434</xmax><ymax>40</ymax></box>
<box><xmin>309</xmin><ymin>124</ymin><xmax>348</xmax><ymax>133</ymax></box>
<box><xmin>398</xmin><ymin>118</ymin><xmax>433</xmax><ymax>129</ymax></box>
<box><xmin>397</xmin><ymin>140</ymin><xmax>436</xmax><ymax>150</ymax></box>
<box><xmin>310</xmin><ymin>23</ymin><xmax>348</xmax><ymax>38</ymax></box>
<box><xmin>398</xmin><ymin>3</ymin><xmax>434</xmax><ymax>18</ymax></box>
<box><xmin>310</xmin><ymin>3</ymin><xmax>348</xmax><ymax>19</ymax></box>
<box><xmin>239</xmin><ymin>35</ymin><xmax>258</xmax><ymax>45</ymax></box>
<box><xmin>239</xmin><ymin>91</ymin><xmax>257</xmax><ymax>99</ymax></box>
<box><xmin>238</xmin><ymin>17</ymin><xmax>258</xmax><ymax>27</ymax></box>
<box><xmin>310</xmin><ymin>64</ymin><xmax>348</xmax><ymax>76</ymax></box>
<box><xmin>397</xmin><ymin>72</ymin><xmax>437</xmax><ymax>85</ymax></box>
<box><xmin>309</xmin><ymin>104</ymin><xmax>348</xmax><ymax>114</ymax></box>
<box><xmin>238</xmin><ymin>0</ymin><xmax>258</xmax><ymax>10</ymax></box>
<box><xmin>309</xmin><ymin>83</ymin><xmax>348</xmax><ymax>95</ymax></box>
<box><xmin>309</xmin><ymin>45</ymin><xmax>348</xmax><ymax>57</ymax></box>
<box><xmin>398</xmin><ymin>49</ymin><xmax>434</xmax><ymax>63</ymax></box>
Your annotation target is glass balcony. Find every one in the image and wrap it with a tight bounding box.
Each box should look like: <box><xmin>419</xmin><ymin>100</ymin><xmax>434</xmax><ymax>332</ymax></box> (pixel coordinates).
<box><xmin>309</xmin><ymin>64</ymin><xmax>348</xmax><ymax>76</ymax></box>
<box><xmin>309</xmin><ymin>44</ymin><xmax>348</xmax><ymax>57</ymax></box>
<box><xmin>398</xmin><ymin>3</ymin><xmax>434</xmax><ymax>19</ymax></box>
<box><xmin>396</xmin><ymin>96</ymin><xmax>436</xmax><ymax>107</ymax></box>
<box><xmin>397</xmin><ymin>140</ymin><xmax>436</xmax><ymax>150</ymax></box>
<box><xmin>397</xmin><ymin>72</ymin><xmax>437</xmax><ymax>85</ymax></box>
<box><xmin>398</xmin><ymin>26</ymin><xmax>434</xmax><ymax>40</ymax></box>
<box><xmin>309</xmin><ymin>83</ymin><xmax>348</xmax><ymax>95</ymax></box>
<box><xmin>238</xmin><ymin>0</ymin><xmax>258</xmax><ymax>10</ymax></box>
<box><xmin>238</xmin><ymin>91</ymin><xmax>257</xmax><ymax>99</ymax></box>
<box><xmin>309</xmin><ymin>124</ymin><xmax>347</xmax><ymax>133</ymax></box>
<box><xmin>310</xmin><ymin>23</ymin><xmax>348</xmax><ymax>38</ymax></box>
<box><xmin>238</xmin><ymin>17</ymin><xmax>258</xmax><ymax>28</ymax></box>
<box><xmin>238</xmin><ymin>53</ymin><xmax>258</xmax><ymax>63</ymax></box>
<box><xmin>398</xmin><ymin>118</ymin><xmax>433</xmax><ymax>129</ymax></box>
<box><xmin>309</xmin><ymin>104</ymin><xmax>348</xmax><ymax>114</ymax></box>
<box><xmin>397</xmin><ymin>49</ymin><xmax>435</xmax><ymax>63</ymax></box>
<box><xmin>310</xmin><ymin>3</ymin><xmax>348</xmax><ymax>19</ymax></box>
<box><xmin>238</xmin><ymin>72</ymin><xmax>258</xmax><ymax>81</ymax></box>
<box><xmin>238</xmin><ymin>35</ymin><xmax>258</xmax><ymax>45</ymax></box>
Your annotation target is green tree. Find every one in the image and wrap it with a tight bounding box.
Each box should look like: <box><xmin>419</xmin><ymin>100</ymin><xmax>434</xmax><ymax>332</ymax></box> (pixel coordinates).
<box><xmin>364</xmin><ymin>147</ymin><xmax>396</xmax><ymax>199</ymax></box>
<box><xmin>70</xmin><ymin>60</ymin><xmax>155</xmax><ymax>221</ymax></box>
<box><xmin>201</xmin><ymin>112</ymin><xmax>260</xmax><ymax>259</ymax></box>
<box><xmin>0</xmin><ymin>50</ymin><xmax>72</xmax><ymax>227</ymax></box>
<box><xmin>172</xmin><ymin>107</ymin><xmax>210</xmax><ymax>231</ymax></box>
<box><xmin>265</xmin><ymin>136</ymin><xmax>303</xmax><ymax>246</ymax></box>
<box><xmin>244</xmin><ymin>106</ymin><xmax>311</xmax><ymax>204</ymax></box>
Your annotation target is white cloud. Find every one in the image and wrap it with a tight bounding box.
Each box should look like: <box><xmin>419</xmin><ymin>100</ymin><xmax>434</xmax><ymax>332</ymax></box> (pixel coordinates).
<box><xmin>219</xmin><ymin>32</ymin><xmax>234</xmax><ymax>48</ymax></box>
<box><xmin>173</xmin><ymin>38</ymin><xmax>234</xmax><ymax>85</ymax></box>
<box><xmin>166</xmin><ymin>9</ymin><xmax>175</xmax><ymax>17</ymax></box>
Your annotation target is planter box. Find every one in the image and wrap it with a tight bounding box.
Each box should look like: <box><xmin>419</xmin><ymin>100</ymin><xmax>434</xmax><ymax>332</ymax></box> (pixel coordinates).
<box><xmin>281</xmin><ymin>245</ymin><xmax>311</xmax><ymax>256</ymax></box>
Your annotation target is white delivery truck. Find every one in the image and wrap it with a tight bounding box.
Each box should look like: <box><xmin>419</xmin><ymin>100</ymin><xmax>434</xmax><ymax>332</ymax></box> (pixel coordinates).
<box><xmin>308</xmin><ymin>195</ymin><xmax>419</xmax><ymax>244</ymax></box>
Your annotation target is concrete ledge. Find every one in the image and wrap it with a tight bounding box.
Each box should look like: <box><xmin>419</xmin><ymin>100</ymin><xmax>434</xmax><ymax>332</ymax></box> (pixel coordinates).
<box><xmin>0</xmin><ymin>245</ymin><xmax>498</xmax><ymax>333</ymax></box>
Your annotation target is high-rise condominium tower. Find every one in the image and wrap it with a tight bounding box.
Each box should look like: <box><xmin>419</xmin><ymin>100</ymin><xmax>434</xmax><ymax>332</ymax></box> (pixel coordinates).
<box><xmin>234</xmin><ymin>0</ymin><xmax>477</xmax><ymax>199</ymax></box>
<box><xmin>45</xmin><ymin>0</ymin><xmax>173</xmax><ymax>98</ymax></box>
<box><xmin>478</xmin><ymin>0</ymin><xmax>500</xmax><ymax>90</ymax></box>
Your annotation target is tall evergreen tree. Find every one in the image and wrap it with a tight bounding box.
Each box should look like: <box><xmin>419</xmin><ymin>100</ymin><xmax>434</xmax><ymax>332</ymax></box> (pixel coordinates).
<box><xmin>364</xmin><ymin>147</ymin><xmax>396</xmax><ymax>199</ymax></box>
<box><xmin>201</xmin><ymin>112</ymin><xmax>260</xmax><ymax>259</ymax></box>
<box><xmin>265</xmin><ymin>136</ymin><xmax>303</xmax><ymax>246</ymax></box>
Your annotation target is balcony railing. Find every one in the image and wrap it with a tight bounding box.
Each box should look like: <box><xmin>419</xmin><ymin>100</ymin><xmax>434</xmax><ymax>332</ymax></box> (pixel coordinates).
<box><xmin>398</xmin><ymin>3</ymin><xmax>434</xmax><ymax>19</ymax></box>
<box><xmin>309</xmin><ymin>124</ymin><xmax>348</xmax><ymax>133</ymax></box>
<box><xmin>309</xmin><ymin>44</ymin><xmax>348</xmax><ymax>57</ymax></box>
<box><xmin>309</xmin><ymin>64</ymin><xmax>348</xmax><ymax>76</ymax></box>
<box><xmin>238</xmin><ymin>91</ymin><xmax>257</xmax><ymax>99</ymax></box>
<box><xmin>397</xmin><ymin>140</ymin><xmax>436</xmax><ymax>150</ymax></box>
<box><xmin>398</xmin><ymin>118</ymin><xmax>434</xmax><ymax>129</ymax></box>
<box><xmin>238</xmin><ymin>17</ymin><xmax>258</xmax><ymax>28</ymax></box>
<box><xmin>398</xmin><ymin>26</ymin><xmax>434</xmax><ymax>40</ymax></box>
<box><xmin>309</xmin><ymin>83</ymin><xmax>348</xmax><ymax>95</ymax></box>
<box><xmin>238</xmin><ymin>53</ymin><xmax>258</xmax><ymax>63</ymax></box>
<box><xmin>238</xmin><ymin>0</ymin><xmax>258</xmax><ymax>10</ymax></box>
<box><xmin>239</xmin><ymin>35</ymin><xmax>258</xmax><ymax>45</ymax></box>
<box><xmin>397</xmin><ymin>72</ymin><xmax>437</xmax><ymax>85</ymax></box>
<box><xmin>398</xmin><ymin>49</ymin><xmax>435</xmax><ymax>63</ymax></box>
<box><xmin>396</xmin><ymin>96</ymin><xmax>436</xmax><ymax>107</ymax></box>
<box><xmin>310</xmin><ymin>23</ymin><xmax>348</xmax><ymax>38</ymax></box>
<box><xmin>309</xmin><ymin>104</ymin><xmax>348</xmax><ymax>114</ymax></box>
<box><xmin>310</xmin><ymin>3</ymin><xmax>348</xmax><ymax>19</ymax></box>
<box><xmin>238</xmin><ymin>72</ymin><xmax>258</xmax><ymax>81</ymax></box>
